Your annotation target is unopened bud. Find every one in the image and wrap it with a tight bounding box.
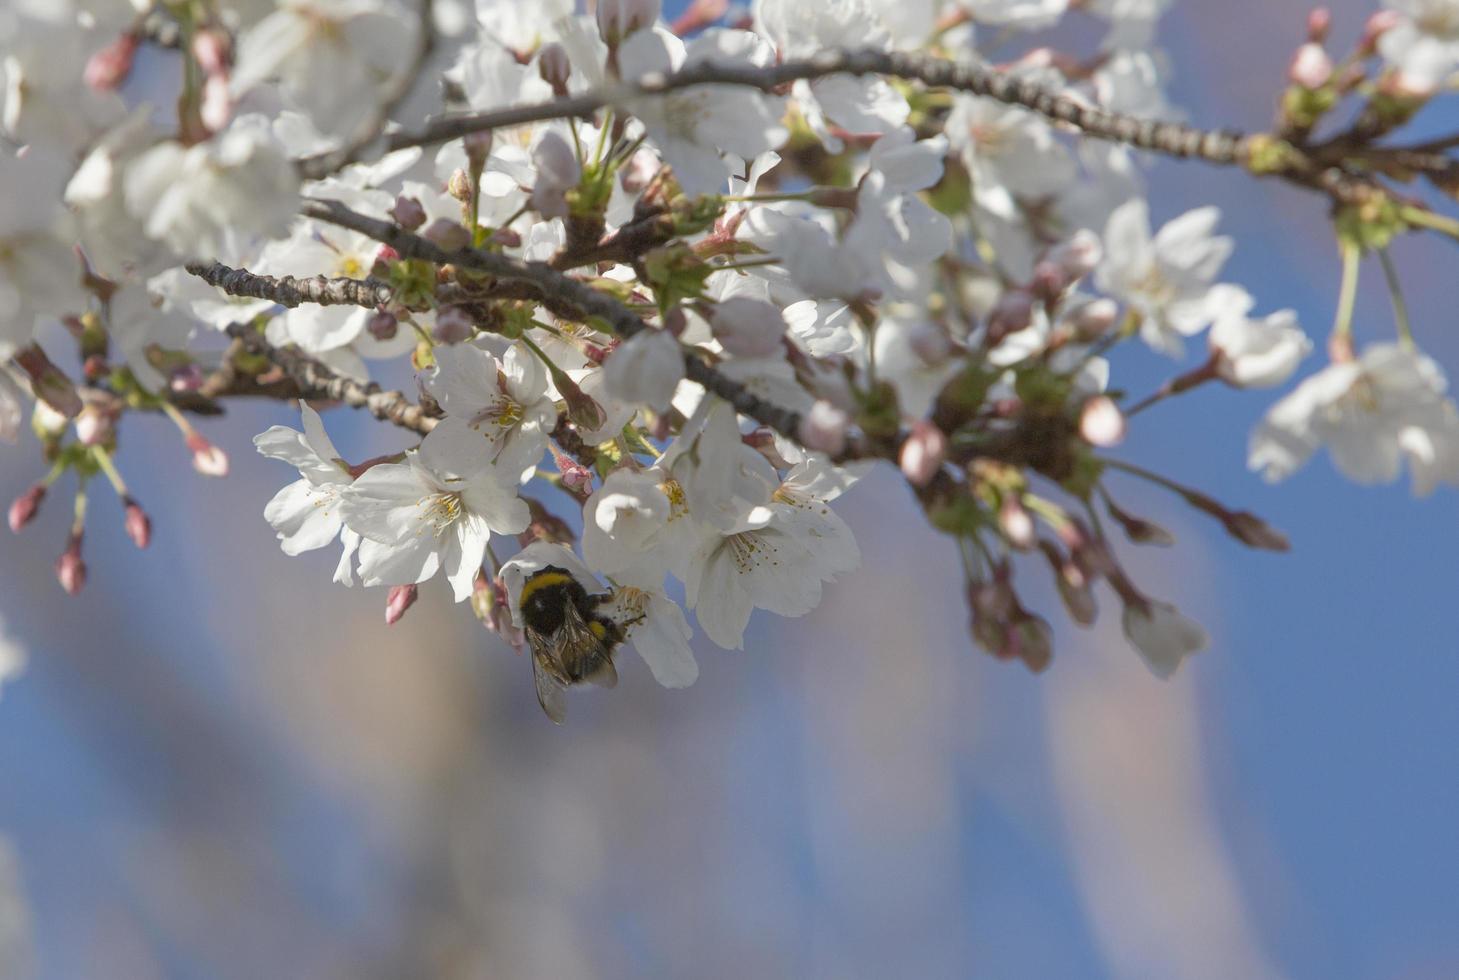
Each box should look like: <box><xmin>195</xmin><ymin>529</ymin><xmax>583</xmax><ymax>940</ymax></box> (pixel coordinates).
<box><xmin>1223</xmin><ymin>510</ymin><xmax>1290</xmax><ymax>551</ymax></box>
<box><xmin>1360</xmin><ymin>10</ymin><xmax>1402</xmax><ymax>54</ymax></box>
<box><xmin>470</xmin><ymin>570</ymin><xmax>498</xmax><ymax>625</ymax></box>
<box><xmin>169</xmin><ymin>364</ymin><xmax>206</xmax><ymax>393</ymax></box>
<box><xmin>191</xmin><ymin>28</ymin><xmax>231</xmax><ymax>76</ymax></box>
<box><xmin>538</xmin><ymin>42</ymin><xmax>572</xmax><ymax>96</ymax></box>
<box><xmin>56</xmin><ymin>532</ymin><xmax>86</xmax><ymax>596</ymax></box>
<box><xmin>906</xmin><ymin>320</ymin><xmax>953</xmax><ymax>366</ymax></box>
<box><xmin>389</xmin><ymin>195</ymin><xmax>427</xmax><ymax>231</ymax></box>
<box><xmin>74</xmin><ymin>403</ymin><xmax>116</xmax><ymax>447</ymax></box>
<box><xmin>1039</xmin><ymin>541</ymin><xmax>1097</xmax><ymax>625</ymax></box>
<box><xmin>999</xmin><ymin>496</ymin><xmax>1035</xmax><ymax>550</ymax></box>
<box><xmin>465</xmin><ymin>131</ymin><xmax>494</xmax><ymax>170</ymax></box>
<box><xmin>710</xmin><ymin>297</ymin><xmax>786</xmax><ymax>357</ymax></box>
<box><xmin>123</xmin><ymin>496</ymin><xmax>151</xmax><ymax>549</ymax></box>
<box><xmin>1068</xmin><ymin>298</ymin><xmax>1119</xmax><ymax>341</ymax></box>
<box><xmin>432</xmin><ymin>305</ymin><xmax>474</xmax><ymax>344</ymax></box>
<box><xmin>986</xmin><ymin>291</ymin><xmax>1034</xmax><ymax>344</ymax></box>
<box><xmin>1079</xmin><ymin>395</ymin><xmax>1126</xmax><ymax>447</ymax></box>
<box><xmin>531</xmin><ymin>132</ymin><xmax>581</xmax><ymax>219</ymax></box>
<box><xmin>367</xmin><ymin>310</ymin><xmax>399</xmax><ymax>341</ymax></box>
<box><xmin>1031</xmin><ymin>260</ymin><xmax>1070</xmax><ymax>301</ymax></box>
<box><xmin>385</xmin><ymin>584</ymin><xmax>418</xmax><ymax>625</ymax></box>
<box><xmin>597</xmin><ymin>0</ymin><xmax>661</xmax><ymax>46</ymax></box>
<box><xmin>187</xmin><ymin>433</ymin><xmax>229</xmax><ymax>477</ymax></box>
<box><xmin>899</xmin><ymin>420</ymin><xmax>947</xmax><ymax>488</ymax></box>
<box><xmin>1008</xmin><ymin>612</ymin><xmax>1053</xmax><ymax>673</ymax></box>
<box><xmin>84</xmin><ymin>33</ymin><xmax>138</xmax><ymax>91</ymax></box>
<box><xmin>1105</xmin><ymin>496</ymin><xmax>1175</xmax><ymax>547</ymax></box>
<box><xmin>422</xmin><ymin>218</ymin><xmax>472</xmax><ymax>252</ymax></box>
<box><xmin>1049</xmin><ymin>229</ymin><xmax>1103</xmax><ymax>280</ymax></box>
<box><xmin>1288</xmin><ymin>42</ymin><xmax>1333</xmax><ymax>90</ymax></box>
<box><xmin>1306</xmin><ymin>7</ymin><xmax>1331</xmax><ymax>43</ymax></box>
<box><xmin>8</xmin><ymin>483</ymin><xmax>45</xmax><ymax>533</ymax></box>
<box><xmin>199</xmin><ymin>74</ymin><xmax>232</xmax><ymax>132</ymax></box>
<box><xmin>15</xmin><ymin>346</ymin><xmax>81</xmax><ymax>419</ymax></box>
<box><xmin>798</xmin><ymin>400</ymin><xmax>848</xmax><ymax>456</ymax></box>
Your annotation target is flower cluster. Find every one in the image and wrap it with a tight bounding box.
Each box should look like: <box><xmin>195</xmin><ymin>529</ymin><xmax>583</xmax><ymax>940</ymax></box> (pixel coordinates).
<box><xmin>4</xmin><ymin>0</ymin><xmax>1459</xmax><ymax>717</ymax></box>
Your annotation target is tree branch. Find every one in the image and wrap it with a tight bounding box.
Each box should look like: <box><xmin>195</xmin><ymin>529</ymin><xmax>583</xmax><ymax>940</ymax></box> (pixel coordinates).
<box><xmin>185</xmin><ymin>261</ymin><xmax>396</xmax><ymax>309</ymax></box>
<box><xmin>308</xmin><ymin>47</ymin><xmax>1388</xmax><ymax>204</ymax></box>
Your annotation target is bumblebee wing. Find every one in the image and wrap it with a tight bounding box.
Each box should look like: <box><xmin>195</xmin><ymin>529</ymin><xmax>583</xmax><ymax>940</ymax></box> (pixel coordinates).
<box><xmin>559</xmin><ymin>601</ymin><xmax>619</xmax><ymax>689</ymax></box>
<box><xmin>526</xmin><ymin>629</ymin><xmax>569</xmax><ymax>725</ymax></box>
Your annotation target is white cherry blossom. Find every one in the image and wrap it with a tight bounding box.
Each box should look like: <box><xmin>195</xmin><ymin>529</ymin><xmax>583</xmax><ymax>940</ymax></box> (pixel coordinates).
<box><xmin>254</xmin><ymin>401</ymin><xmax>361</xmax><ymax>586</ymax></box>
<box><xmin>423</xmin><ymin>341</ymin><xmax>557</xmax><ymax>476</ymax></box>
<box><xmin>1206</xmin><ymin>285</ymin><xmax>1311</xmax><ymax>389</ymax></box>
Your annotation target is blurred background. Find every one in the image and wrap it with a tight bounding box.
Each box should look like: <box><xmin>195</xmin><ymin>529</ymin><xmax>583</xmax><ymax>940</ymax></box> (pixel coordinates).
<box><xmin>4</xmin><ymin>0</ymin><xmax>1459</xmax><ymax>977</ymax></box>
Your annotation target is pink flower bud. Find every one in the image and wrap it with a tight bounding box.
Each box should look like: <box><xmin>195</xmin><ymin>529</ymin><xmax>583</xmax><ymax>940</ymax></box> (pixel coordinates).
<box><xmin>84</xmin><ymin>33</ymin><xmax>138</xmax><ymax>91</ymax></box>
<box><xmin>999</xmin><ymin>496</ymin><xmax>1035</xmax><ymax>550</ymax></box>
<box><xmin>368</xmin><ymin>310</ymin><xmax>399</xmax><ymax>341</ymax></box>
<box><xmin>199</xmin><ymin>74</ymin><xmax>232</xmax><ymax>133</ymax></box>
<box><xmin>538</xmin><ymin>43</ymin><xmax>572</xmax><ymax>96</ymax></box>
<box><xmin>1068</xmin><ymin>298</ymin><xmax>1119</xmax><ymax>341</ymax></box>
<box><xmin>1031</xmin><ymin>260</ymin><xmax>1070</xmax><ymax>301</ymax></box>
<box><xmin>192</xmin><ymin>28</ymin><xmax>231</xmax><ymax>76</ymax></box>
<box><xmin>465</xmin><ymin>131</ymin><xmax>494</xmax><ymax>170</ymax></box>
<box><xmin>123</xmin><ymin>497</ymin><xmax>151</xmax><ymax>549</ymax></box>
<box><xmin>597</xmin><ymin>0</ymin><xmax>661</xmax><ymax>46</ymax></box>
<box><xmin>906</xmin><ymin>321</ymin><xmax>952</xmax><ymax>366</ymax></box>
<box><xmin>1079</xmin><ymin>395</ymin><xmax>1126</xmax><ymax>447</ymax></box>
<box><xmin>422</xmin><ymin>218</ymin><xmax>472</xmax><ymax>252</ymax></box>
<box><xmin>1288</xmin><ymin>42</ymin><xmax>1333</xmax><ymax>90</ymax></box>
<box><xmin>1360</xmin><ymin>10</ymin><xmax>1402</xmax><ymax>53</ymax></box>
<box><xmin>554</xmin><ymin>447</ymin><xmax>594</xmax><ymax>491</ymax></box>
<box><xmin>899</xmin><ymin>420</ymin><xmax>947</xmax><ymax>487</ymax></box>
<box><xmin>433</xmin><ymin>306</ymin><xmax>474</xmax><ymax>344</ymax></box>
<box><xmin>8</xmin><ymin>483</ymin><xmax>45</xmax><ymax>533</ymax></box>
<box><xmin>1306</xmin><ymin>7</ymin><xmax>1331</xmax><ymax>43</ymax></box>
<box><xmin>56</xmin><ymin>532</ymin><xmax>86</xmax><ymax>596</ymax></box>
<box><xmin>1009</xmin><ymin>612</ymin><xmax>1053</xmax><ymax>673</ymax></box>
<box><xmin>1223</xmin><ymin>510</ymin><xmax>1290</xmax><ymax>551</ymax></box>
<box><xmin>187</xmin><ymin>433</ymin><xmax>229</xmax><ymax>477</ymax></box>
<box><xmin>710</xmin><ymin>297</ymin><xmax>786</xmax><ymax>357</ymax></box>
<box><xmin>1048</xmin><ymin>229</ymin><xmax>1102</xmax><ymax>280</ymax></box>
<box><xmin>389</xmin><ymin>195</ymin><xmax>427</xmax><ymax>231</ymax></box>
<box><xmin>386</xmin><ymin>584</ymin><xmax>418</xmax><ymax>625</ymax></box>
<box><xmin>986</xmin><ymin>291</ymin><xmax>1034</xmax><ymax>344</ymax></box>
<box><xmin>798</xmin><ymin>400</ymin><xmax>848</xmax><ymax>456</ymax></box>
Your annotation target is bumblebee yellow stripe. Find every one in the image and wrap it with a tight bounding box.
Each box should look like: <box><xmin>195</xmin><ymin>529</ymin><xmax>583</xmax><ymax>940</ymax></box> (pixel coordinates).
<box><xmin>519</xmin><ymin>570</ymin><xmax>575</xmax><ymax>607</ymax></box>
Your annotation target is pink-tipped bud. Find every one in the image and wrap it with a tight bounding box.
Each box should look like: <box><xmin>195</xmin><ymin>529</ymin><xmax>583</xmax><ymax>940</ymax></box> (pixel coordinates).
<box><xmin>192</xmin><ymin>28</ymin><xmax>231</xmax><ymax>76</ymax></box>
<box><xmin>1360</xmin><ymin>10</ymin><xmax>1402</xmax><ymax>53</ymax></box>
<box><xmin>187</xmin><ymin>433</ymin><xmax>229</xmax><ymax>477</ymax></box>
<box><xmin>55</xmin><ymin>532</ymin><xmax>86</xmax><ymax>596</ymax></box>
<box><xmin>900</xmin><ymin>420</ymin><xmax>947</xmax><ymax>488</ymax></box>
<box><xmin>84</xmin><ymin>33</ymin><xmax>138</xmax><ymax>91</ymax></box>
<box><xmin>1288</xmin><ymin>42</ymin><xmax>1333</xmax><ymax>90</ymax></box>
<box><xmin>597</xmin><ymin>0</ymin><xmax>661</xmax><ymax>46</ymax></box>
<box><xmin>1049</xmin><ymin>229</ymin><xmax>1103</xmax><ymax>280</ymax></box>
<box><xmin>1031</xmin><ymin>260</ymin><xmax>1070</xmax><ymax>301</ymax></box>
<box><xmin>385</xmin><ymin>584</ymin><xmax>418</xmax><ymax>625</ymax></box>
<box><xmin>471</xmin><ymin>570</ymin><xmax>499</xmax><ymax>627</ymax></box>
<box><xmin>1068</xmin><ymin>298</ymin><xmax>1119</xmax><ymax>341</ymax></box>
<box><xmin>538</xmin><ymin>43</ymin><xmax>572</xmax><ymax>96</ymax></box>
<box><xmin>464</xmin><ymin>131</ymin><xmax>494</xmax><ymax>170</ymax></box>
<box><xmin>74</xmin><ymin>403</ymin><xmax>116</xmax><ymax>447</ymax></box>
<box><xmin>1223</xmin><ymin>510</ymin><xmax>1290</xmax><ymax>551</ymax></box>
<box><xmin>432</xmin><ymin>305</ymin><xmax>474</xmax><ymax>345</ymax></box>
<box><xmin>1306</xmin><ymin>7</ymin><xmax>1331</xmax><ymax>43</ymax></box>
<box><xmin>8</xmin><ymin>483</ymin><xmax>45</xmax><ymax>533</ymax></box>
<box><xmin>906</xmin><ymin>321</ymin><xmax>952</xmax><ymax>366</ymax></box>
<box><xmin>122</xmin><ymin>496</ymin><xmax>151</xmax><ymax>549</ymax></box>
<box><xmin>367</xmin><ymin>310</ymin><xmax>398</xmax><ymax>341</ymax></box>
<box><xmin>199</xmin><ymin>73</ymin><xmax>232</xmax><ymax>133</ymax></box>
<box><xmin>556</xmin><ymin>450</ymin><xmax>594</xmax><ymax>492</ymax></box>
<box><xmin>798</xmin><ymin>400</ymin><xmax>849</xmax><ymax>456</ymax></box>
<box><xmin>710</xmin><ymin>297</ymin><xmax>786</xmax><ymax>358</ymax></box>
<box><xmin>999</xmin><ymin>496</ymin><xmax>1036</xmax><ymax>550</ymax></box>
<box><xmin>389</xmin><ymin>195</ymin><xmax>427</xmax><ymax>231</ymax></box>
<box><xmin>422</xmin><ymin>218</ymin><xmax>472</xmax><ymax>252</ymax></box>
<box><xmin>1079</xmin><ymin>395</ymin><xmax>1126</xmax><ymax>447</ymax></box>
<box><xmin>986</xmin><ymin>291</ymin><xmax>1034</xmax><ymax>345</ymax></box>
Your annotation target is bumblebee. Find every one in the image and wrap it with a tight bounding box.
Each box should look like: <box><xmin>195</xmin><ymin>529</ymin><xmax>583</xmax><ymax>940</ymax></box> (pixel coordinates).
<box><xmin>518</xmin><ymin>565</ymin><xmax>629</xmax><ymax>723</ymax></box>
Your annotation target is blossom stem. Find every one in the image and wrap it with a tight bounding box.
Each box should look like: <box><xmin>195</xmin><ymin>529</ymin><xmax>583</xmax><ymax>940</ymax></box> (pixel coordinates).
<box><xmin>1375</xmin><ymin>248</ymin><xmax>1414</xmax><ymax>348</ymax></box>
<box><xmin>89</xmin><ymin>445</ymin><xmax>130</xmax><ymax>498</ymax></box>
<box><xmin>1332</xmin><ymin>238</ymin><xmax>1360</xmax><ymax>347</ymax></box>
<box><xmin>1398</xmin><ymin>206</ymin><xmax>1459</xmax><ymax>241</ymax></box>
